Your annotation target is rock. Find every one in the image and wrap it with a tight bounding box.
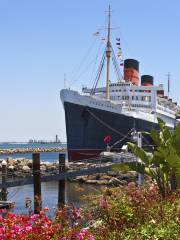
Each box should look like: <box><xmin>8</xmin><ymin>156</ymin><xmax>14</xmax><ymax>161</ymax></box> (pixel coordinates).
<box><xmin>109</xmin><ymin>177</ymin><xmax>122</xmax><ymax>186</ymax></box>
<box><xmin>75</xmin><ymin>176</ymin><xmax>88</xmax><ymax>183</ymax></box>
<box><xmin>96</xmin><ymin>179</ymin><xmax>109</xmax><ymax>185</ymax></box>
<box><xmin>27</xmin><ymin>160</ymin><xmax>33</xmax><ymax>168</ymax></box>
<box><xmin>95</xmin><ymin>173</ymin><xmax>105</xmax><ymax>180</ymax></box>
<box><xmin>86</xmin><ymin>180</ymin><xmax>99</xmax><ymax>184</ymax></box>
<box><xmin>22</xmin><ymin>166</ymin><xmax>31</xmax><ymax>173</ymax></box>
<box><xmin>46</xmin><ymin>165</ymin><xmax>57</xmax><ymax>172</ymax></box>
<box><xmin>86</xmin><ymin>179</ymin><xmax>108</xmax><ymax>185</ymax></box>
<box><xmin>100</xmin><ymin>174</ymin><xmax>112</xmax><ymax>180</ymax></box>
<box><xmin>117</xmin><ymin>172</ymin><xmax>136</xmax><ymax>181</ymax></box>
<box><xmin>129</xmin><ymin>171</ymin><xmax>138</xmax><ymax>177</ymax></box>
<box><xmin>40</xmin><ymin>165</ymin><xmax>47</xmax><ymax>172</ymax></box>
<box><xmin>74</xmin><ymin>162</ymin><xmax>85</xmax><ymax>167</ymax></box>
<box><xmin>6</xmin><ymin>157</ymin><xmax>14</xmax><ymax>166</ymax></box>
<box><xmin>17</xmin><ymin>158</ymin><xmax>26</xmax><ymax>163</ymax></box>
<box><xmin>107</xmin><ymin>171</ymin><xmax>118</xmax><ymax>177</ymax></box>
<box><xmin>119</xmin><ymin>180</ymin><xmax>128</xmax><ymax>186</ymax></box>
<box><xmin>8</xmin><ymin>165</ymin><xmax>15</xmax><ymax>171</ymax></box>
<box><xmin>86</xmin><ymin>174</ymin><xmax>97</xmax><ymax>180</ymax></box>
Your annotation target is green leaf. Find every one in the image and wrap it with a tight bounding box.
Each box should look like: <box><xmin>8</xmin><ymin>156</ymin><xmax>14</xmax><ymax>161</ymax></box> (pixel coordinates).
<box><xmin>157</xmin><ymin>118</ymin><xmax>166</xmax><ymax>130</ymax></box>
<box><xmin>112</xmin><ymin>163</ymin><xmax>131</xmax><ymax>172</ymax></box>
<box><xmin>165</xmin><ymin>146</ymin><xmax>180</xmax><ymax>174</ymax></box>
<box><xmin>128</xmin><ymin>142</ymin><xmax>150</xmax><ymax>166</ymax></box>
<box><xmin>172</xmin><ymin>123</ymin><xmax>180</xmax><ymax>156</ymax></box>
<box><xmin>150</xmin><ymin>128</ymin><xmax>161</xmax><ymax>146</ymax></box>
<box><xmin>112</xmin><ymin>162</ymin><xmax>145</xmax><ymax>175</ymax></box>
<box><xmin>157</xmin><ymin>118</ymin><xmax>172</xmax><ymax>144</ymax></box>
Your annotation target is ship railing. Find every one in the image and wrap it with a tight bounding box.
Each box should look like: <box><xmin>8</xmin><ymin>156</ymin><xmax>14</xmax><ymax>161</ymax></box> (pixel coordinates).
<box><xmin>156</xmin><ymin>104</ymin><xmax>175</xmax><ymax>115</ymax></box>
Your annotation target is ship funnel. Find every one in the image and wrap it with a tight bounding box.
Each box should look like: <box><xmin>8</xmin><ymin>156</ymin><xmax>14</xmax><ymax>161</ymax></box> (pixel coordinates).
<box><xmin>157</xmin><ymin>90</ymin><xmax>164</xmax><ymax>97</ymax></box>
<box><xmin>141</xmin><ymin>75</ymin><xmax>154</xmax><ymax>86</ymax></box>
<box><xmin>124</xmin><ymin>59</ymin><xmax>139</xmax><ymax>85</ymax></box>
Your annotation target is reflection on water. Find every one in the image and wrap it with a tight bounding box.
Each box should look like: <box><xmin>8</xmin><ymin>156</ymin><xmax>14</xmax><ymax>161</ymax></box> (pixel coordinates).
<box><xmin>8</xmin><ymin>181</ymin><xmax>102</xmax><ymax>215</ymax></box>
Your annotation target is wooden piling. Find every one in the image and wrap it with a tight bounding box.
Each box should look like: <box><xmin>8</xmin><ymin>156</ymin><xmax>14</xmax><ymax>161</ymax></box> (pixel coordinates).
<box><xmin>1</xmin><ymin>160</ymin><xmax>7</xmax><ymax>201</ymax></box>
<box><xmin>32</xmin><ymin>153</ymin><xmax>42</xmax><ymax>214</ymax></box>
<box><xmin>58</xmin><ymin>153</ymin><xmax>66</xmax><ymax>208</ymax></box>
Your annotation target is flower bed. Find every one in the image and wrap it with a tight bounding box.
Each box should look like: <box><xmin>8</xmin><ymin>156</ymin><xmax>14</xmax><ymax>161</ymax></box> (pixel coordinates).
<box><xmin>0</xmin><ymin>183</ymin><xmax>179</xmax><ymax>239</ymax></box>
<box><xmin>87</xmin><ymin>183</ymin><xmax>180</xmax><ymax>240</ymax></box>
<box><xmin>0</xmin><ymin>207</ymin><xmax>94</xmax><ymax>240</ymax></box>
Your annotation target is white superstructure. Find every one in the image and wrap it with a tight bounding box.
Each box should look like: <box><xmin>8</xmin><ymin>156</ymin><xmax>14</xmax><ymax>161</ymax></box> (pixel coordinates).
<box><xmin>61</xmin><ymin>78</ymin><xmax>180</xmax><ymax>129</ymax></box>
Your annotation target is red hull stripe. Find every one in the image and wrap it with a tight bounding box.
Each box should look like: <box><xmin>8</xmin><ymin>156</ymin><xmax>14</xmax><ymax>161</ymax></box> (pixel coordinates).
<box><xmin>68</xmin><ymin>149</ymin><xmax>103</xmax><ymax>161</ymax></box>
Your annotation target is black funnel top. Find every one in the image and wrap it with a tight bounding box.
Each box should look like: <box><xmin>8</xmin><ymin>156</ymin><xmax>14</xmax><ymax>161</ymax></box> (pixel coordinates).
<box><xmin>124</xmin><ymin>59</ymin><xmax>139</xmax><ymax>71</ymax></box>
<box><xmin>141</xmin><ymin>75</ymin><xmax>154</xmax><ymax>85</ymax></box>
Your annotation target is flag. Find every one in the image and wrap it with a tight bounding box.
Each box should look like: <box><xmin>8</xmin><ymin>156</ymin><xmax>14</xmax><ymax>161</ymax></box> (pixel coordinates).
<box><xmin>93</xmin><ymin>31</ymin><xmax>99</xmax><ymax>36</ymax></box>
<box><xmin>116</xmin><ymin>38</ymin><xmax>120</xmax><ymax>41</ymax></box>
<box><xmin>118</xmin><ymin>55</ymin><xmax>123</xmax><ymax>61</ymax></box>
<box><xmin>118</xmin><ymin>49</ymin><xmax>122</xmax><ymax>54</ymax></box>
<box><xmin>102</xmin><ymin>37</ymin><xmax>106</xmax><ymax>44</ymax></box>
<box><xmin>117</xmin><ymin>49</ymin><xmax>123</xmax><ymax>59</ymax></box>
<box><xmin>104</xmin><ymin>135</ymin><xmax>111</xmax><ymax>143</ymax></box>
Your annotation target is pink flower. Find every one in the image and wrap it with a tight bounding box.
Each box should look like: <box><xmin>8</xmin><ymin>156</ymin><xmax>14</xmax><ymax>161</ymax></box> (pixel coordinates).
<box><xmin>0</xmin><ymin>209</ymin><xmax>7</xmax><ymax>213</ymax></box>
<box><xmin>81</xmin><ymin>229</ymin><xmax>88</xmax><ymax>235</ymax></box>
<box><xmin>99</xmin><ymin>196</ymin><xmax>108</xmax><ymax>209</ymax></box>
<box><xmin>44</xmin><ymin>206</ymin><xmax>49</xmax><ymax>211</ymax></box>
<box><xmin>88</xmin><ymin>235</ymin><xmax>95</xmax><ymax>240</ymax></box>
<box><xmin>30</xmin><ymin>214</ymin><xmax>39</xmax><ymax>221</ymax></box>
<box><xmin>25</xmin><ymin>226</ymin><xmax>32</xmax><ymax>232</ymax></box>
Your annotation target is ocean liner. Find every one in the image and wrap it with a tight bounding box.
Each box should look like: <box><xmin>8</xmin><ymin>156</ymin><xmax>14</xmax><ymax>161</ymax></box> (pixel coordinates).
<box><xmin>60</xmin><ymin>6</ymin><xmax>180</xmax><ymax>161</ymax></box>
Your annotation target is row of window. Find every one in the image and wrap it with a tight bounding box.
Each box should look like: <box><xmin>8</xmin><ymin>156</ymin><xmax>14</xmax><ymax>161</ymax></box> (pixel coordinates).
<box><xmin>89</xmin><ymin>101</ymin><xmax>115</xmax><ymax>109</ymax></box>
<box><xmin>110</xmin><ymin>96</ymin><xmax>151</xmax><ymax>101</ymax></box>
<box><xmin>89</xmin><ymin>100</ymin><xmax>151</xmax><ymax>110</ymax></box>
<box><xmin>111</xmin><ymin>89</ymin><xmax>151</xmax><ymax>93</ymax></box>
<box><xmin>110</xmin><ymin>83</ymin><xmax>130</xmax><ymax>87</ymax></box>
<box><xmin>131</xmin><ymin>104</ymin><xmax>151</xmax><ymax>108</ymax></box>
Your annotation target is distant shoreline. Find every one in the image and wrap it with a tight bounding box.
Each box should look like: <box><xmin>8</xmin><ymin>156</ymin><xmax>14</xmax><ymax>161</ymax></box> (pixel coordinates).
<box><xmin>0</xmin><ymin>141</ymin><xmax>67</xmax><ymax>144</ymax></box>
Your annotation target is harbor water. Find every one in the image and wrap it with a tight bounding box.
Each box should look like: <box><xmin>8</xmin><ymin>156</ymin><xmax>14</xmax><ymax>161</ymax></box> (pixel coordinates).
<box><xmin>8</xmin><ymin>181</ymin><xmax>101</xmax><ymax>215</ymax></box>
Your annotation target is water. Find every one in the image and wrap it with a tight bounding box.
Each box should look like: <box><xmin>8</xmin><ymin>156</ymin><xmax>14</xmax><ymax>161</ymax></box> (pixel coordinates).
<box><xmin>0</xmin><ymin>143</ymin><xmax>101</xmax><ymax>214</ymax></box>
<box><xmin>0</xmin><ymin>142</ymin><xmax>67</xmax><ymax>162</ymax></box>
<box><xmin>8</xmin><ymin>181</ymin><xmax>101</xmax><ymax>216</ymax></box>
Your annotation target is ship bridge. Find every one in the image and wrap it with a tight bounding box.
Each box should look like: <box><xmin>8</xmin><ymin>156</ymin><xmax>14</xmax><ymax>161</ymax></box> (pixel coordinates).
<box><xmin>82</xmin><ymin>80</ymin><xmax>164</xmax><ymax>112</ymax></box>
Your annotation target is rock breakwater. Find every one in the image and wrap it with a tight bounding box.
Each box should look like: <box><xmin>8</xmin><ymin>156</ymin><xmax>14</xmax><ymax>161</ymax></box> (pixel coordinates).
<box><xmin>0</xmin><ymin>158</ymin><xmax>137</xmax><ymax>186</ymax></box>
<box><xmin>0</xmin><ymin>147</ymin><xmax>66</xmax><ymax>155</ymax></box>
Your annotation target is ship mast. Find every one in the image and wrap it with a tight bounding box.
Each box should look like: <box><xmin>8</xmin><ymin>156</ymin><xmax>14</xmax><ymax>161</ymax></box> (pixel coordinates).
<box><xmin>106</xmin><ymin>5</ymin><xmax>111</xmax><ymax>100</ymax></box>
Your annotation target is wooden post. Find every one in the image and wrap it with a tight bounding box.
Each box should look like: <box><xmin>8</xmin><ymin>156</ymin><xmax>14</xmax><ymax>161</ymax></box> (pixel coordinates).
<box><xmin>58</xmin><ymin>153</ymin><xmax>66</xmax><ymax>208</ymax></box>
<box><xmin>32</xmin><ymin>153</ymin><xmax>42</xmax><ymax>214</ymax></box>
<box><xmin>1</xmin><ymin>160</ymin><xmax>7</xmax><ymax>201</ymax></box>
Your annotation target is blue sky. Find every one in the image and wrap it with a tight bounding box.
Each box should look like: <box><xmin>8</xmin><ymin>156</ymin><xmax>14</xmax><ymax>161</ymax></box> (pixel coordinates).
<box><xmin>0</xmin><ymin>0</ymin><xmax>180</xmax><ymax>142</ymax></box>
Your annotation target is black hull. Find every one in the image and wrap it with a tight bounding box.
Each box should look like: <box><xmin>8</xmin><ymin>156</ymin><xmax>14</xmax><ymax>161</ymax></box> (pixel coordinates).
<box><xmin>64</xmin><ymin>102</ymin><xmax>158</xmax><ymax>161</ymax></box>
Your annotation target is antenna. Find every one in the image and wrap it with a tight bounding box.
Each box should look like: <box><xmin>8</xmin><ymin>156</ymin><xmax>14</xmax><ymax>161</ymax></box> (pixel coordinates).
<box><xmin>167</xmin><ymin>72</ymin><xmax>171</xmax><ymax>98</ymax></box>
<box><xmin>64</xmin><ymin>74</ymin><xmax>67</xmax><ymax>89</ymax></box>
